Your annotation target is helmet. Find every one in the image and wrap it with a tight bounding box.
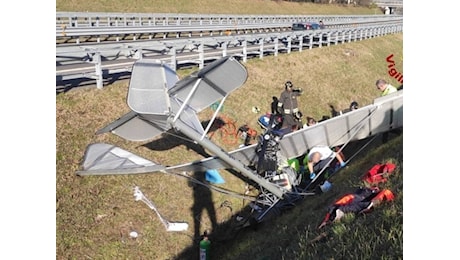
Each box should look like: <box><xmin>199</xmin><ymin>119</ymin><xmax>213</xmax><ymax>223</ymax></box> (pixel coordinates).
<box><xmin>285</xmin><ymin>81</ymin><xmax>293</xmax><ymax>89</ymax></box>
<box><xmin>294</xmin><ymin>111</ymin><xmax>303</xmax><ymax>120</ymax></box>
<box><xmin>350</xmin><ymin>101</ymin><xmax>359</xmax><ymax>110</ymax></box>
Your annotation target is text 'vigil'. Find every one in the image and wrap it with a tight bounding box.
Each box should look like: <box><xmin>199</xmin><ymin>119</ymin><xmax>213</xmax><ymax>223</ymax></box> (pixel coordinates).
<box><xmin>386</xmin><ymin>54</ymin><xmax>403</xmax><ymax>84</ymax></box>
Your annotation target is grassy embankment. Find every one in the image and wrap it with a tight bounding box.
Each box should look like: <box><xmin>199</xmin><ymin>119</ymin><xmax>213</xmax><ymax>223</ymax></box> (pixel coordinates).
<box><xmin>57</xmin><ymin>32</ymin><xmax>403</xmax><ymax>259</ymax></box>
<box><xmin>56</xmin><ymin>0</ymin><xmax>379</xmax><ymax>15</ymax></box>
<box><xmin>56</xmin><ymin>1</ymin><xmax>402</xmax><ymax>259</ymax></box>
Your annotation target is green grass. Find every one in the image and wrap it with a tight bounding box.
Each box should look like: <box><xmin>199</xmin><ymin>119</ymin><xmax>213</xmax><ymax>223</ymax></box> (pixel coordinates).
<box><xmin>56</xmin><ymin>32</ymin><xmax>402</xmax><ymax>259</ymax></box>
<box><xmin>206</xmin><ymin>135</ymin><xmax>403</xmax><ymax>259</ymax></box>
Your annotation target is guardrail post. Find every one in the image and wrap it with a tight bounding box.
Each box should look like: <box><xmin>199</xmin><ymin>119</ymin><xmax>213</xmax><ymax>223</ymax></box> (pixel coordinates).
<box><xmin>299</xmin><ymin>35</ymin><xmax>303</xmax><ymax>52</ymax></box>
<box><xmin>243</xmin><ymin>40</ymin><xmax>247</xmax><ymax>63</ymax></box>
<box><xmin>93</xmin><ymin>52</ymin><xmax>103</xmax><ymax>89</ymax></box>
<box><xmin>259</xmin><ymin>39</ymin><xmax>264</xmax><ymax>59</ymax></box>
<box><xmin>222</xmin><ymin>41</ymin><xmax>228</xmax><ymax>57</ymax></box>
<box><xmin>274</xmin><ymin>37</ymin><xmax>279</xmax><ymax>56</ymax></box>
<box><xmin>199</xmin><ymin>42</ymin><xmax>204</xmax><ymax>69</ymax></box>
<box><xmin>170</xmin><ymin>46</ymin><xmax>177</xmax><ymax>71</ymax></box>
<box><xmin>287</xmin><ymin>36</ymin><xmax>291</xmax><ymax>54</ymax></box>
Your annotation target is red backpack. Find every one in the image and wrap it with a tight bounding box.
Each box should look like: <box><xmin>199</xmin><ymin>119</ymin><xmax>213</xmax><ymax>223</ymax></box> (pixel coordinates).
<box><xmin>363</xmin><ymin>163</ymin><xmax>396</xmax><ymax>185</ymax></box>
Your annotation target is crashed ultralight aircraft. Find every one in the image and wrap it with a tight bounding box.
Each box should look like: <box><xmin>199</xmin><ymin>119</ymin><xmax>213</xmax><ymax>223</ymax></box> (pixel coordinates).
<box><xmin>76</xmin><ymin>56</ymin><xmax>403</xmax><ymax>226</ymax></box>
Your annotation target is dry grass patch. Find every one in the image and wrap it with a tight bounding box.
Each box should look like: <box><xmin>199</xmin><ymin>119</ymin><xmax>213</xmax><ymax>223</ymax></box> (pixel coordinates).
<box><xmin>56</xmin><ymin>0</ymin><xmax>376</xmax><ymax>15</ymax></box>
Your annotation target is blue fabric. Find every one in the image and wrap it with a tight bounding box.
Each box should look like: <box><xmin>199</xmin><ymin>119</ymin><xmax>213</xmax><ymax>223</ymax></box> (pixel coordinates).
<box><xmin>320</xmin><ymin>180</ymin><xmax>332</xmax><ymax>193</ymax></box>
<box><xmin>205</xmin><ymin>169</ymin><xmax>225</xmax><ymax>184</ymax></box>
<box><xmin>340</xmin><ymin>162</ymin><xmax>346</xmax><ymax>168</ymax></box>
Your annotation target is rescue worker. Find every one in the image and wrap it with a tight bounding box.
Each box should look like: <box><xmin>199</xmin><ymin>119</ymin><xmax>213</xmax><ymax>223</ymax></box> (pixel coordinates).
<box><xmin>307</xmin><ymin>145</ymin><xmax>346</xmax><ymax>180</ymax></box>
<box><xmin>277</xmin><ymin>81</ymin><xmax>303</xmax><ymax>131</ymax></box>
<box><xmin>375</xmin><ymin>79</ymin><xmax>401</xmax><ymax>143</ymax></box>
<box><xmin>375</xmin><ymin>79</ymin><xmax>397</xmax><ymax>96</ymax></box>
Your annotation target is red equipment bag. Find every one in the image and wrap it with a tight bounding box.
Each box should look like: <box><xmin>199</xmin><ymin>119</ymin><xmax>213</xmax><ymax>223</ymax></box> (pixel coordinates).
<box><xmin>363</xmin><ymin>163</ymin><xmax>396</xmax><ymax>185</ymax></box>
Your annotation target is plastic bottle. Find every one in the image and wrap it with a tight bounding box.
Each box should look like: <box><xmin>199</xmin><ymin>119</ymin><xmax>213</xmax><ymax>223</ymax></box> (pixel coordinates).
<box><xmin>199</xmin><ymin>230</ymin><xmax>211</xmax><ymax>260</ymax></box>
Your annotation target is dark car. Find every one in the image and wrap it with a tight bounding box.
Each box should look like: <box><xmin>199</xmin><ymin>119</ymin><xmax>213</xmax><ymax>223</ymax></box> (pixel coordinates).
<box><xmin>292</xmin><ymin>21</ymin><xmax>324</xmax><ymax>31</ymax></box>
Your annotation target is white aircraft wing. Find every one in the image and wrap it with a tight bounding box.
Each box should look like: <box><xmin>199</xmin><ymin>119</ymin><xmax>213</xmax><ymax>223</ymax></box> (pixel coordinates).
<box><xmin>158</xmin><ymin>91</ymin><xmax>404</xmax><ymax>173</ymax></box>
<box><xmin>95</xmin><ymin>56</ymin><xmax>247</xmax><ymax>142</ymax></box>
<box><xmin>76</xmin><ymin>143</ymin><xmax>165</xmax><ymax>176</ymax></box>
<box><xmin>168</xmin><ymin>56</ymin><xmax>248</xmax><ymax>113</ymax></box>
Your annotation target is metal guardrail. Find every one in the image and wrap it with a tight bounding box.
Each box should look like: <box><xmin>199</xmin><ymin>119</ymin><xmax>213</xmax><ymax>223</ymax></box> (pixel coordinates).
<box><xmin>56</xmin><ymin>21</ymin><xmax>402</xmax><ymax>90</ymax></box>
<box><xmin>56</xmin><ymin>20</ymin><xmax>402</xmax><ymax>65</ymax></box>
<box><xmin>56</xmin><ymin>12</ymin><xmax>395</xmax><ymax>28</ymax></box>
<box><xmin>56</xmin><ymin>12</ymin><xmax>402</xmax><ymax>44</ymax></box>
<box><xmin>56</xmin><ymin>17</ymin><xmax>401</xmax><ymax>38</ymax></box>
<box><xmin>56</xmin><ymin>17</ymin><xmax>402</xmax><ymax>66</ymax></box>
<box><xmin>373</xmin><ymin>1</ymin><xmax>403</xmax><ymax>7</ymax></box>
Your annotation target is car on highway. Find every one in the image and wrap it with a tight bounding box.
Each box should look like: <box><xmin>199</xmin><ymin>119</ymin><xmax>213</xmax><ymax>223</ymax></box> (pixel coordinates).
<box><xmin>292</xmin><ymin>21</ymin><xmax>324</xmax><ymax>30</ymax></box>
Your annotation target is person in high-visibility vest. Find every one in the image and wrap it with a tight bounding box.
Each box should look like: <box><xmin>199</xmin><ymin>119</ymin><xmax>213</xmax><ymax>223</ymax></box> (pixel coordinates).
<box><xmin>375</xmin><ymin>79</ymin><xmax>397</xmax><ymax>96</ymax></box>
<box><xmin>375</xmin><ymin>79</ymin><xmax>401</xmax><ymax>143</ymax></box>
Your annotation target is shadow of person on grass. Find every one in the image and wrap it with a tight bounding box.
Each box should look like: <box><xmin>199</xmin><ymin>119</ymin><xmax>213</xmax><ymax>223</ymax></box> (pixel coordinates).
<box><xmin>189</xmin><ymin>171</ymin><xmax>219</xmax><ymax>242</ymax></box>
<box><xmin>142</xmin><ymin>129</ymin><xmax>212</xmax><ymax>158</ymax></box>
<box><xmin>142</xmin><ymin>117</ymin><xmax>231</xmax><ymax>158</ymax></box>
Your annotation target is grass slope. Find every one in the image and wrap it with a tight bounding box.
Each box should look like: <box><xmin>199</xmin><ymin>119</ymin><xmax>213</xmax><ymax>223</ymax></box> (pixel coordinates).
<box><xmin>56</xmin><ymin>33</ymin><xmax>403</xmax><ymax>259</ymax></box>
<box><xmin>211</xmin><ymin>135</ymin><xmax>403</xmax><ymax>259</ymax></box>
<box><xmin>56</xmin><ymin>0</ymin><xmax>378</xmax><ymax>15</ymax></box>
